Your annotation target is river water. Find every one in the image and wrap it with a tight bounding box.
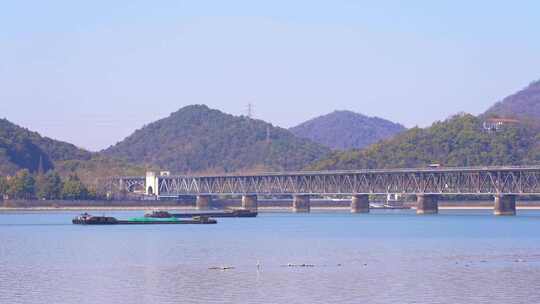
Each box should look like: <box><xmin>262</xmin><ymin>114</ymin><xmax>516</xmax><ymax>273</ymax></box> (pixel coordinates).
<box><xmin>1</xmin><ymin>209</ymin><xmax>540</xmax><ymax>304</ymax></box>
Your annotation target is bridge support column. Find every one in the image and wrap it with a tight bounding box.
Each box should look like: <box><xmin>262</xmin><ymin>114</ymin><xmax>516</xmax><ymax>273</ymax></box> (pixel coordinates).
<box><xmin>494</xmin><ymin>194</ymin><xmax>516</xmax><ymax>216</ymax></box>
<box><xmin>196</xmin><ymin>195</ymin><xmax>212</xmax><ymax>210</ymax></box>
<box><xmin>241</xmin><ymin>195</ymin><xmax>258</xmax><ymax>211</ymax></box>
<box><xmin>351</xmin><ymin>195</ymin><xmax>370</xmax><ymax>213</ymax></box>
<box><xmin>293</xmin><ymin>195</ymin><xmax>311</xmax><ymax>213</ymax></box>
<box><xmin>416</xmin><ymin>194</ymin><xmax>438</xmax><ymax>215</ymax></box>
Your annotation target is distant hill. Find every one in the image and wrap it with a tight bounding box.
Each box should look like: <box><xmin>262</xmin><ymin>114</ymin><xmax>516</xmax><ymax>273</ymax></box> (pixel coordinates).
<box><xmin>483</xmin><ymin>80</ymin><xmax>540</xmax><ymax>127</ymax></box>
<box><xmin>309</xmin><ymin>113</ymin><xmax>539</xmax><ymax>170</ymax></box>
<box><xmin>309</xmin><ymin>80</ymin><xmax>540</xmax><ymax>170</ymax></box>
<box><xmin>0</xmin><ymin>119</ymin><xmax>145</xmax><ymax>189</ymax></box>
<box><xmin>0</xmin><ymin>119</ymin><xmax>92</xmax><ymax>175</ymax></box>
<box><xmin>103</xmin><ymin>105</ymin><xmax>331</xmax><ymax>174</ymax></box>
<box><xmin>290</xmin><ymin>110</ymin><xmax>406</xmax><ymax>150</ymax></box>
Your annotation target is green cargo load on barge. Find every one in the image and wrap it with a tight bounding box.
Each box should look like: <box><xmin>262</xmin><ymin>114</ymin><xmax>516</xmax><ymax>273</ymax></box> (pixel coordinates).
<box><xmin>127</xmin><ymin>217</ymin><xmax>180</xmax><ymax>222</ymax></box>
<box><xmin>72</xmin><ymin>213</ymin><xmax>217</xmax><ymax>225</ymax></box>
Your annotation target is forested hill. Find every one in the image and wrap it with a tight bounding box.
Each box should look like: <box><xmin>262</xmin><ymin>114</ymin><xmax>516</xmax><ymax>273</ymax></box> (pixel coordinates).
<box><xmin>309</xmin><ymin>114</ymin><xmax>540</xmax><ymax>170</ymax></box>
<box><xmin>0</xmin><ymin>119</ymin><xmax>92</xmax><ymax>175</ymax></box>
<box><xmin>290</xmin><ymin>111</ymin><xmax>406</xmax><ymax>150</ymax></box>
<box><xmin>483</xmin><ymin>80</ymin><xmax>540</xmax><ymax>127</ymax></box>
<box><xmin>103</xmin><ymin>105</ymin><xmax>331</xmax><ymax>174</ymax></box>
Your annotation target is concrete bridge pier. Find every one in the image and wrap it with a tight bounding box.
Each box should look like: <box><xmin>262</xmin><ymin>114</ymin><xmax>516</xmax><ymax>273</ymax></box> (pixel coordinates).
<box><xmin>241</xmin><ymin>195</ymin><xmax>258</xmax><ymax>211</ymax></box>
<box><xmin>416</xmin><ymin>194</ymin><xmax>439</xmax><ymax>214</ymax></box>
<box><xmin>351</xmin><ymin>195</ymin><xmax>370</xmax><ymax>213</ymax></box>
<box><xmin>196</xmin><ymin>195</ymin><xmax>212</xmax><ymax>210</ymax></box>
<box><xmin>293</xmin><ymin>195</ymin><xmax>311</xmax><ymax>213</ymax></box>
<box><xmin>494</xmin><ymin>194</ymin><xmax>516</xmax><ymax>216</ymax></box>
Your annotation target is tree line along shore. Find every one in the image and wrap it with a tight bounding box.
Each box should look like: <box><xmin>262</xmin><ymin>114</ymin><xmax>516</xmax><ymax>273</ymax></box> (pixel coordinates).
<box><xmin>0</xmin><ymin>169</ymin><xmax>98</xmax><ymax>201</ymax></box>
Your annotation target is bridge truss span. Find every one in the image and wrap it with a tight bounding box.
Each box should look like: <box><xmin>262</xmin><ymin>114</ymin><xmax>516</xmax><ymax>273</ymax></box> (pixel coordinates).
<box><xmin>137</xmin><ymin>166</ymin><xmax>540</xmax><ymax>196</ymax></box>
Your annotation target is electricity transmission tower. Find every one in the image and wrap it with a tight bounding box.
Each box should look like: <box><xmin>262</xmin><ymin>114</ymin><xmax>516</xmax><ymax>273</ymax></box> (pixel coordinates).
<box><xmin>246</xmin><ymin>103</ymin><xmax>254</xmax><ymax>118</ymax></box>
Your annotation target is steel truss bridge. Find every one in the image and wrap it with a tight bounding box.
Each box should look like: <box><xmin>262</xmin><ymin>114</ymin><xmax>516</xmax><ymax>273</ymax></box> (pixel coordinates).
<box><xmin>110</xmin><ymin>166</ymin><xmax>540</xmax><ymax>197</ymax></box>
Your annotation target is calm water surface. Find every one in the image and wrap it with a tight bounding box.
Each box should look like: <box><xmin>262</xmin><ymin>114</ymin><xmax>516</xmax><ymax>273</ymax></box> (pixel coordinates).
<box><xmin>1</xmin><ymin>209</ymin><xmax>540</xmax><ymax>304</ymax></box>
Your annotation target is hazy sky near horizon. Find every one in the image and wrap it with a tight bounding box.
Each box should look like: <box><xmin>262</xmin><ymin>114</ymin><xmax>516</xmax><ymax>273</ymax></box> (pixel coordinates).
<box><xmin>1</xmin><ymin>1</ymin><xmax>539</xmax><ymax>151</ymax></box>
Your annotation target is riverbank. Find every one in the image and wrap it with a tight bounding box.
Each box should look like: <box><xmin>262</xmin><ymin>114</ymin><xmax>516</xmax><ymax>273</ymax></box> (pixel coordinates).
<box><xmin>2</xmin><ymin>205</ymin><xmax>540</xmax><ymax>212</ymax></box>
<box><xmin>2</xmin><ymin>198</ymin><xmax>539</xmax><ymax>212</ymax></box>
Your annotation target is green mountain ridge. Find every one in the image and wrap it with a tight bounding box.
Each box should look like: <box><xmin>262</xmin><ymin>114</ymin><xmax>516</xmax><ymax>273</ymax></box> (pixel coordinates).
<box><xmin>103</xmin><ymin>105</ymin><xmax>331</xmax><ymax>174</ymax></box>
<box><xmin>309</xmin><ymin>113</ymin><xmax>539</xmax><ymax>170</ymax></box>
<box><xmin>0</xmin><ymin>119</ymin><xmax>145</xmax><ymax>190</ymax></box>
<box><xmin>0</xmin><ymin>119</ymin><xmax>92</xmax><ymax>175</ymax></box>
<box><xmin>309</xmin><ymin>80</ymin><xmax>540</xmax><ymax>171</ymax></box>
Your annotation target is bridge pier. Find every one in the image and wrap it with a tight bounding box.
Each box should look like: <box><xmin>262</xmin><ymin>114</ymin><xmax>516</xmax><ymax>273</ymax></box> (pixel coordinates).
<box><xmin>494</xmin><ymin>194</ymin><xmax>516</xmax><ymax>216</ymax></box>
<box><xmin>416</xmin><ymin>194</ymin><xmax>439</xmax><ymax>215</ymax></box>
<box><xmin>351</xmin><ymin>195</ymin><xmax>370</xmax><ymax>213</ymax></box>
<box><xmin>196</xmin><ymin>195</ymin><xmax>212</xmax><ymax>210</ymax></box>
<box><xmin>241</xmin><ymin>195</ymin><xmax>258</xmax><ymax>211</ymax></box>
<box><xmin>293</xmin><ymin>195</ymin><xmax>311</xmax><ymax>213</ymax></box>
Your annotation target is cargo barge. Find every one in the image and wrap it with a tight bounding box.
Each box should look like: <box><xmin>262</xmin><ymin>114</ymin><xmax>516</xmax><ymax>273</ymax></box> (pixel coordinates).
<box><xmin>72</xmin><ymin>213</ymin><xmax>217</xmax><ymax>225</ymax></box>
<box><xmin>145</xmin><ymin>209</ymin><xmax>257</xmax><ymax>218</ymax></box>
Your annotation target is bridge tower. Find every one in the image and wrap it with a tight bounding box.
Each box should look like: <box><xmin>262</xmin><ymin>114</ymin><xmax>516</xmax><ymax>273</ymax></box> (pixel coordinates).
<box><xmin>351</xmin><ymin>195</ymin><xmax>370</xmax><ymax>213</ymax></box>
<box><xmin>494</xmin><ymin>194</ymin><xmax>516</xmax><ymax>216</ymax></box>
<box><xmin>145</xmin><ymin>172</ymin><xmax>159</xmax><ymax>196</ymax></box>
<box><xmin>293</xmin><ymin>195</ymin><xmax>311</xmax><ymax>212</ymax></box>
<box><xmin>416</xmin><ymin>194</ymin><xmax>439</xmax><ymax>214</ymax></box>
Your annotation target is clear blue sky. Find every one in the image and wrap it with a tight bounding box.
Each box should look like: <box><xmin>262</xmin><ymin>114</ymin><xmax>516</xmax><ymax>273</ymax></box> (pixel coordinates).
<box><xmin>1</xmin><ymin>0</ymin><xmax>539</xmax><ymax>151</ymax></box>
